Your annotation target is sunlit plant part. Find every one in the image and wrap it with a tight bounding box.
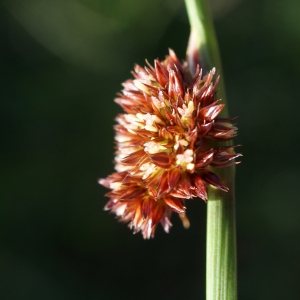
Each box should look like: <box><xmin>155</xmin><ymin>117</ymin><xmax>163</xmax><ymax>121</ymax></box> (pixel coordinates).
<box><xmin>99</xmin><ymin>50</ymin><xmax>241</xmax><ymax>239</ymax></box>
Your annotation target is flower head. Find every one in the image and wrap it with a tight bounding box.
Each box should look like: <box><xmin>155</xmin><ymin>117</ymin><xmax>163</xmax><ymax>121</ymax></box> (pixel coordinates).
<box><xmin>99</xmin><ymin>50</ymin><xmax>241</xmax><ymax>239</ymax></box>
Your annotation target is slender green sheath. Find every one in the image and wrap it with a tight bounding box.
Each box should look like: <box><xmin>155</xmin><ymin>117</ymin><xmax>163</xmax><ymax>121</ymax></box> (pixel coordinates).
<box><xmin>184</xmin><ymin>0</ymin><xmax>237</xmax><ymax>299</ymax></box>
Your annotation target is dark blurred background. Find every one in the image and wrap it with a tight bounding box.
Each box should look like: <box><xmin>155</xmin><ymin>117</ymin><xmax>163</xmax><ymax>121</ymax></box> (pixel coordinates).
<box><xmin>1</xmin><ymin>0</ymin><xmax>300</xmax><ymax>299</ymax></box>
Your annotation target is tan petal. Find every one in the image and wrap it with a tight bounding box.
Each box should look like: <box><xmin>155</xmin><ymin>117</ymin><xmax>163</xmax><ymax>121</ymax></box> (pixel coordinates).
<box><xmin>167</xmin><ymin>168</ymin><xmax>181</xmax><ymax>192</ymax></box>
<box><xmin>168</xmin><ymin>70</ymin><xmax>184</xmax><ymax>100</ymax></box>
<box><xmin>195</xmin><ymin>150</ymin><xmax>214</xmax><ymax>169</ymax></box>
<box><xmin>199</xmin><ymin>103</ymin><xmax>224</xmax><ymax>122</ymax></box>
<box><xmin>149</xmin><ymin>152</ymin><xmax>173</xmax><ymax>168</ymax></box>
<box><xmin>141</xmin><ymin>197</ymin><xmax>153</xmax><ymax>219</ymax></box>
<box><xmin>121</xmin><ymin>149</ymin><xmax>145</xmax><ymax>165</ymax></box>
<box><xmin>119</xmin><ymin>186</ymin><xmax>145</xmax><ymax>200</ymax></box>
<box><xmin>155</xmin><ymin>60</ymin><xmax>169</xmax><ymax>87</ymax></box>
<box><xmin>164</xmin><ymin>197</ymin><xmax>185</xmax><ymax>213</ymax></box>
<box><xmin>193</xmin><ymin>175</ymin><xmax>207</xmax><ymax>201</ymax></box>
<box><xmin>157</xmin><ymin>171</ymin><xmax>169</xmax><ymax>196</ymax></box>
<box><xmin>151</xmin><ymin>203</ymin><xmax>166</xmax><ymax>226</ymax></box>
<box><xmin>199</xmin><ymin>169</ymin><xmax>229</xmax><ymax>192</ymax></box>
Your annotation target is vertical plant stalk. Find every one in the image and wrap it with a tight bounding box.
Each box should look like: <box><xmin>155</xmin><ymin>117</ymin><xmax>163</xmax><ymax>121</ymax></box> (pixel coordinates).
<box><xmin>184</xmin><ymin>0</ymin><xmax>237</xmax><ymax>299</ymax></box>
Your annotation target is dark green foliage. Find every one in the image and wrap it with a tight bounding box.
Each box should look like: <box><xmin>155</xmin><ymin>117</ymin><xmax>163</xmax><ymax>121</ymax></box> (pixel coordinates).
<box><xmin>1</xmin><ymin>0</ymin><xmax>300</xmax><ymax>299</ymax></box>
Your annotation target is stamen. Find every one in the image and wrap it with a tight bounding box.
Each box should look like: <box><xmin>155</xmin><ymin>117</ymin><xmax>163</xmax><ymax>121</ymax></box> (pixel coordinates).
<box><xmin>174</xmin><ymin>138</ymin><xmax>189</xmax><ymax>150</ymax></box>
<box><xmin>144</xmin><ymin>141</ymin><xmax>167</xmax><ymax>154</ymax></box>
<box><xmin>152</xmin><ymin>96</ymin><xmax>166</xmax><ymax>109</ymax></box>
<box><xmin>123</xmin><ymin>114</ymin><xmax>143</xmax><ymax>130</ymax></box>
<box><xmin>178</xmin><ymin>101</ymin><xmax>194</xmax><ymax>117</ymax></box>
<box><xmin>176</xmin><ymin>149</ymin><xmax>195</xmax><ymax>170</ymax></box>
<box><xmin>136</xmin><ymin>113</ymin><xmax>165</xmax><ymax>132</ymax></box>
<box><xmin>133</xmin><ymin>79</ymin><xmax>151</xmax><ymax>93</ymax></box>
<box><xmin>140</xmin><ymin>163</ymin><xmax>156</xmax><ymax>179</ymax></box>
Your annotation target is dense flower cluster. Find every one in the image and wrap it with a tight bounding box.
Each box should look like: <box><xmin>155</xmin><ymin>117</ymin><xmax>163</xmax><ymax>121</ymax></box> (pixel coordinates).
<box><xmin>99</xmin><ymin>50</ymin><xmax>240</xmax><ymax>239</ymax></box>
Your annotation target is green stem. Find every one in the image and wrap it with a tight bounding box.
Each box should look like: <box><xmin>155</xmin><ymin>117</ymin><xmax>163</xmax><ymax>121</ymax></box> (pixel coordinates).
<box><xmin>206</xmin><ymin>170</ymin><xmax>237</xmax><ymax>300</ymax></box>
<box><xmin>184</xmin><ymin>0</ymin><xmax>227</xmax><ymax>116</ymax></box>
<box><xmin>184</xmin><ymin>0</ymin><xmax>237</xmax><ymax>299</ymax></box>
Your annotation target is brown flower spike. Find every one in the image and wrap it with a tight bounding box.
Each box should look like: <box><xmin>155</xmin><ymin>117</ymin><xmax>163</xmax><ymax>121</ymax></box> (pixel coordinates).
<box><xmin>99</xmin><ymin>50</ymin><xmax>241</xmax><ymax>239</ymax></box>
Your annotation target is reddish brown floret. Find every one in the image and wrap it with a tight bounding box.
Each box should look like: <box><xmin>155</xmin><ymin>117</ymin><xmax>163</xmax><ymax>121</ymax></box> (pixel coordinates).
<box><xmin>99</xmin><ymin>49</ymin><xmax>241</xmax><ymax>238</ymax></box>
